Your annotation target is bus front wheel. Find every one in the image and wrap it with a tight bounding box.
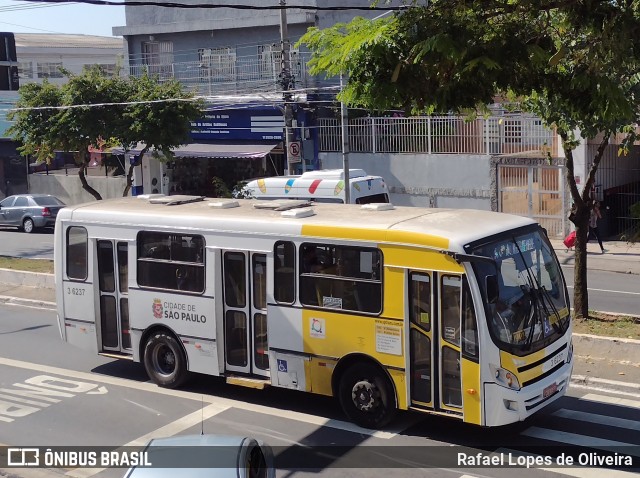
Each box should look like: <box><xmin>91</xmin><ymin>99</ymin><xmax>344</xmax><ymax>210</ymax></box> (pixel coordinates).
<box><xmin>338</xmin><ymin>363</ymin><xmax>396</xmax><ymax>429</ymax></box>
<box><xmin>143</xmin><ymin>332</ymin><xmax>188</xmax><ymax>388</ymax></box>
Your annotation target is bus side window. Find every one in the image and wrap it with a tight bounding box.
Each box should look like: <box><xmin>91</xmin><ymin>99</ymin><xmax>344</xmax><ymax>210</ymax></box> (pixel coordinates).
<box><xmin>67</xmin><ymin>226</ymin><xmax>88</xmax><ymax>280</ymax></box>
<box><xmin>462</xmin><ymin>278</ymin><xmax>479</xmax><ymax>360</ymax></box>
<box><xmin>274</xmin><ymin>241</ymin><xmax>295</xmax><ymax>304</ymax></box>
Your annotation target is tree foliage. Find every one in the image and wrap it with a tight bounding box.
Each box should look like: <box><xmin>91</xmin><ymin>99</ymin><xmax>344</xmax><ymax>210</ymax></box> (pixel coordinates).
<box><xmin>300</xmin><ymin>0</ymin><xmax>640</xmax><ymax>319</ymax></box>
<box><xmin>8</xmin><ymin>66</ymin><xmax>203</xmax><ymax>200</ymax></box>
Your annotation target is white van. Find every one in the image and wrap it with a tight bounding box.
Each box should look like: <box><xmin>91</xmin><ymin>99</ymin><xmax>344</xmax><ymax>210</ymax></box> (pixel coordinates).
<box><xmin>242</xmin><ymin>169</ymin><xmax>389</xmax><ymax>204</ymax></box>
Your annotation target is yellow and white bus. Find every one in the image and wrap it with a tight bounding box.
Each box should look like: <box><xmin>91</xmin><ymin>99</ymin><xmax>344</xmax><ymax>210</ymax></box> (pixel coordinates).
<box><xmin>55</xmin><ymin>196</ymin><xmax>572</xmax><ymax>429</ymax></box>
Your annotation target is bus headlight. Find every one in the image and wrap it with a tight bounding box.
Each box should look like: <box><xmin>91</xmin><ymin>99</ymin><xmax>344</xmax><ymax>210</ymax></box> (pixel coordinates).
<box><xmin>566</xmin><ymin>342</ymin><xmax>573</xmax><ymax>364</ymax></box>
<box><xmin>490</xmin><ymin>364</ymin><xmax>521</xmax><ymax>391</ymax></box>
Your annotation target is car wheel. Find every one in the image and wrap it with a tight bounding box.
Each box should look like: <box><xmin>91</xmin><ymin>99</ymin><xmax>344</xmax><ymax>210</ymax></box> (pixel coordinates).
<box><xmin>22</xmin><ymin>218</ymin><xmax>35</xmax><ymax>233</ymax></box>
<box><xmin>338</xmin><ymin>362</ymin><xmax>396</xmax><ymax>429</ymax></box>
<box><xmin>143</xmin><ymin>332</ymin><xmax>188</xmax><ymax>388</ymax></box>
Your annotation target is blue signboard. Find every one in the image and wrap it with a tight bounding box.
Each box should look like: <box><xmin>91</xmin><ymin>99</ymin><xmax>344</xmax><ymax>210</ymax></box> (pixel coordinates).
<box><xmin>190</xmin><ymin>107</ymin><xmax>284</xmax><ymax>141</ymax></box>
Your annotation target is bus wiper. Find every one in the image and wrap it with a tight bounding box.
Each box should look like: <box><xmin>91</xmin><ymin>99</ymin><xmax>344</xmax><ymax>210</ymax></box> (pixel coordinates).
<box><xmin>511</xmin><ymin>237</ymin><xmax>565</xmax><ymax>342</ymax></box>
<box><xmin>511</xmin><ymin>238</ymin><xmax>546</xmax><ymax>349</ymax></box>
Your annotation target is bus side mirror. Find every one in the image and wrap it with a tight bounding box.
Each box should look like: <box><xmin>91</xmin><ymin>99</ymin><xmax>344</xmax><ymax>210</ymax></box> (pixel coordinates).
<box><xmin>485</xmin><ymin>275</ymin><xmax>499</xmax><ymax>304</ymax></box>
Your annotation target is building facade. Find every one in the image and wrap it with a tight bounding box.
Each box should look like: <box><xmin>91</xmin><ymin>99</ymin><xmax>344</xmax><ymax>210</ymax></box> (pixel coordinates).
<box><xmin>0</xmin><ymin>32</ymin><xmax>124</xmax><ymax>200</ymax></box>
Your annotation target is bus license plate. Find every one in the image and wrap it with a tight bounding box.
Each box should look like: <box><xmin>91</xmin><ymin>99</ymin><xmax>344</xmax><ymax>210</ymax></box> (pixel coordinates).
<box><xmin>543</xmin><ymin>383</ymin><xmax>558</xmax><ymax>398</ymax></box>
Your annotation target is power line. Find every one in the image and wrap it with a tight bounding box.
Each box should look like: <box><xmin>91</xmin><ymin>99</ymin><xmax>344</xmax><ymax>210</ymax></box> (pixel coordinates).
<box><xmin>21</xmin><ymin>0</ymin><xmax>409</xmax><ymax>11</ymax></box>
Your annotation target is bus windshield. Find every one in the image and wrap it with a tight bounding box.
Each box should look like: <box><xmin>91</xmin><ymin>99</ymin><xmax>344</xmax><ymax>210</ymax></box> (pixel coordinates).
<box><xmin>469</xmin><ymin>227</ymin><xmax>570</xmax><ymax>355</ymax></box>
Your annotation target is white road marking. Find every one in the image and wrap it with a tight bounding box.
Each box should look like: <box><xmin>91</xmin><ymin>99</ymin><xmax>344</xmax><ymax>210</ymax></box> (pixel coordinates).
<box><xmin>566</xmin><ymin>285</ymin><xmax>640</xmax><ymax>295</ymax></box>
<box><xmin>552</xmin><ymin>408</ymin><xmax>640</xmax><ymax>431</ymax></box>
<box><xmin>0</xmin><ymin>356</ymin><xmax>401</xmax><ymax>439</ymax></box>
<box><xmin>65</xmin><ymin>402</ymin><xmax>229</xmax><ymax>478</ymax></box>
<box><xmin>581</xmin><ymin>393</ymin><xmax>640</xmax><ymax>409</ymax></box>
<box><xmin>521</xmin><ymin>427</ymin><xmax>640</xmax><ymax>457</ymax></box>
<box><xmin>122</xmin><ymin>399</ymin><xmax>163</xmax><ymax>416</ymax></box>
<box><xmin>496</xmin><ymin>448</ymin><xmax>638</xmax><ymax>478</ymax></box>
<box><xmin>570</xmin><ymin>384</ymin><xmax>640</xmax><ymax>399</ymax></box>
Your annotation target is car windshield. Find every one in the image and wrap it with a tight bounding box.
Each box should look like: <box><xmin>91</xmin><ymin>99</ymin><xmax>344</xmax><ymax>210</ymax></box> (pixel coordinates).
<box><xmin>33</xmin><ymin>196</ymin><xmax>65</xmax><ymax>206</ymax></box>
<box><xmin>469</xmin><ymin>227</ymin><xmax>570</xmax><ymax>355</ymax></box>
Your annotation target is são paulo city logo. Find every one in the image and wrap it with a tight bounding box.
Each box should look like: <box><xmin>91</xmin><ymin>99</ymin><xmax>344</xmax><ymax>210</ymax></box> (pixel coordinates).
<box><xmin>152</xmin><ymin>298</ymin><xmax>163</xmax><ymax>319</ymax></box>
<box><xmin>152</xmin><ymin>298</ymin><xmax>207</xmax><ymax>323</ymax></box>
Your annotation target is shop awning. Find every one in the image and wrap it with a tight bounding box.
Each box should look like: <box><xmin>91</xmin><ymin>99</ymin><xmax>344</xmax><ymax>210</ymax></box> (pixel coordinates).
<box><xmin>112</xmin><ymin>143</ymin><xmax>279</xmax><ymax>159</ymax></box>
<box><xmin>173</xmin><ymin>143</ymin><xmax>278</xmax><ymax>159</ymax></box>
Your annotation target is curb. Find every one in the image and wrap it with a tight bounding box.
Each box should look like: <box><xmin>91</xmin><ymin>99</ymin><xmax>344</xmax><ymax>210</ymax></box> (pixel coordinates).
<box><xmin>0</xmin><ymin>269</ymin><xmax>55</xmax><ymax>289</ymax></box>
<box><xmin>0</xmin><ymin>295</ymin><xmax>56</xmax><ymax>311</ymax></box>
<box><xmin>570</xmin><ymin>375</ymin><xmax>640</xmax><ymax>396</ymax></box>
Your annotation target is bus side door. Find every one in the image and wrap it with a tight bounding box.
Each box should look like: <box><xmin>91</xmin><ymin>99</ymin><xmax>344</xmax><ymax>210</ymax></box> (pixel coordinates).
<box><xmin>96</xmin><ymin>240</ymin><xmax>131</xmax><ymax>354</ymax></box>
<box><xmin>408</xmin><ymin>272</ymin><xmax>464</xmax><ymax>416</ymax></box>
<box><xmin>222</xmin><ymin>250</ymin><xmax>269</xmax><ymax>378</ymax></box>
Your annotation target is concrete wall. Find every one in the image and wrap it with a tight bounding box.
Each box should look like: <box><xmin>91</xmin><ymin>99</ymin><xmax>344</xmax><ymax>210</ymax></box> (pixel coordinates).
<box><xmin>319</xmin><ymin>152</ymin><xmax>492</xmax><ymax>210</ymax></box>
<box><xmin>29</xmin><ymin>172</ymin><xmax>128</xmax><ymax>206</ymax></box>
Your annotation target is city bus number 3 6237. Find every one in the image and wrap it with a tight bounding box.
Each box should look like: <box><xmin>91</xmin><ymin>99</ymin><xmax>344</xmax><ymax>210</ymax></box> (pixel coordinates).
<box><xmin>55</xmin><ymin>195</ymin><xmax>573</xmax><ymax>429</ymax></box>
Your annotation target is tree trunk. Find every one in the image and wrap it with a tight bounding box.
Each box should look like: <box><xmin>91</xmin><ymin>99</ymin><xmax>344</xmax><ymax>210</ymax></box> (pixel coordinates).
<box><xmin>571</xmin><ymin>204</ymin><xmax>591</xmax><ymax>319</ymax></box>
<box><xmin>562</xmin><ymin>131</ymin><xmax>610</xmax><ymax>320</ymax></box>
<box><xmin>78</xmin><ymin>156</ymin><xmax>103</xmax><ymax>200</ymax></box>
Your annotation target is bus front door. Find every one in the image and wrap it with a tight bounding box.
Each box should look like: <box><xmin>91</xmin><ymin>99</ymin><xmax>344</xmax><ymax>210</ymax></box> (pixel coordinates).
<box><xmin>222</xmin><ymin>251</ymin><xmax>269</xmax><ymax>378</ymax></box>
<box><xmin>96</xmin><ymin>240</ymin><xmax>131</xmax><ymax>354</ymax></box>
<box><xmin>409</xmin><ymin>272</ymin><xmax>463</xmax><ymax>414</ymax></box>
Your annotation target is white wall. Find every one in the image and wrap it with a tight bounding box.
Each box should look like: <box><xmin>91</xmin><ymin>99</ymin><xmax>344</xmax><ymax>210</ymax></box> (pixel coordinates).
<box><xmin>319</xmin><ymin>152</ymin><xmax>492</xmax><ymax>210</ymax></box>
<box><xmin>29</xmin><ymin>173</ymin><xmax>127</xmax><ymax>205</ymax></box>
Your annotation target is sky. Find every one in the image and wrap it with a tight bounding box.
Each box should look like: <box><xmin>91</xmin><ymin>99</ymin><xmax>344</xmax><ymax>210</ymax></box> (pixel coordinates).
<box><xmin>0</xmin><ymin>0</ymin><xmax>125</xmax><ymax>37</ymax></box>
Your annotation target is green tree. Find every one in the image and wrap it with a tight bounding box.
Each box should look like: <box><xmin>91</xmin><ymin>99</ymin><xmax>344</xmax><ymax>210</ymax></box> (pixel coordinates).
<box><xmin>118</xmin><ymin>74</ymin><xmax>204</xmax><ymax>197</ymax></box>
<box><xmin>300</xmin><ymin>1</ymin><xmax>640</xmax><ymax>319</ymax></box>
<box><xmin>8</xmin><ymin>66</ymin><xmax>203</xmax><ymax>200</ymax></box>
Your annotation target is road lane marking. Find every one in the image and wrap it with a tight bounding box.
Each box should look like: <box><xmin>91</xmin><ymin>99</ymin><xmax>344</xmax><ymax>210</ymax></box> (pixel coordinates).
<box><xmin>551</xmin><ymin>409</ymin><xmax>640</xmax><ymax>431</ymax></box>
<box><xmin>65</xmin><ymin>402</ymin><xmax>229</xmax><ymax>478</ymax></box>
<box><xmin>520</xmin><ymin>427</ymin><xmax>640</xmax><ymax>457</ymax></box>
<box><xmin>566</xmin><ymin>285</ymin><xmax>640</xmax><ymax>295</ymax></box>
<box><xmin>0</xmin><ymin>356</ymin><xmax>402</xmax><ymax>439</ymax></box>
<box><xmin>581</xmin><ymin>393</ymin><xmax>640</xmax><ymax>409</ymax></box>
<box><xmin>495</xmin><ymin>448</ymin><xmax>638</xmax><ymax>478</ymax></box>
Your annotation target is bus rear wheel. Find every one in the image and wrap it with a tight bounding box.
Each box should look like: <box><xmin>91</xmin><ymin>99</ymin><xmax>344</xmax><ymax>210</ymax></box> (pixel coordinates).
<box><xmin>143</xmin><ymin>332</ymin><xmax>188</xmax><ymax>388</ymax></box>
<box><xmin>338</xmin><ymin>363</ymin><xmax>396</xmax><ymax>429</ymax></box>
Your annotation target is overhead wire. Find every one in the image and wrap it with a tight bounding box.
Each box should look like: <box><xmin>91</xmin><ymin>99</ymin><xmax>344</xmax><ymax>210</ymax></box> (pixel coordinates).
<box><xmin>20</xmin><ymin>0</ymin><xmax>409</xmax><ymax>12</ymax></box>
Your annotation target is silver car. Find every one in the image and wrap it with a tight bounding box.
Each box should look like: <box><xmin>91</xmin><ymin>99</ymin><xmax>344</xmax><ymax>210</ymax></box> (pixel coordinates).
<box><xmin>123</xmin><ymin>434</ymin><xmax>276</xmax><ymax>478</ymax></box>
<box><xmin>0</xmin><ymin>194</ymin><xmax>65</xmax><ymax>233</ymax></box>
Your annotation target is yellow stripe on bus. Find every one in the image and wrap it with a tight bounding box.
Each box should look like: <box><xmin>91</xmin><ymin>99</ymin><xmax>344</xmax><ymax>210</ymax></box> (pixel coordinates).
<box><xmin>301</xmin><ymin>225</ymin><xmax>450</xmax><ymax>250</ymax></box>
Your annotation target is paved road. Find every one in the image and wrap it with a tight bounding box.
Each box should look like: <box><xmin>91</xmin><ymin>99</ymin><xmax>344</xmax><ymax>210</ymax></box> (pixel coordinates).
<box><xmin>0</xmin><ymin>228</ymin><xmax>54</xmax><ymax>260</ymax></box>
<box><xmin>1</xmin><ymin>304</ymin><xmax>639</xmax><ymax>478</ymax></box>
<box><xmin>561</xmin><ymin>265</ymin><xmax>640</xmax><ymax>316</ymax></box>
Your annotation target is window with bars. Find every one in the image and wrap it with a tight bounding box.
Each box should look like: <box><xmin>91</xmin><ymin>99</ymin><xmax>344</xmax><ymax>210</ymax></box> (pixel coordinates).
<box><xmin>141</xmin><ymin>41</ymin><xmax>174</xmax><ymax>79</ymax></box>
<box><xmin>37</xmin><ymin>62</ymin><xmax>63</xmax><ymax>79</ymax></box>
<box><xmin>198</xmin><ymin>47</ymin><xmax>235</xmax><ymax>80</ymax></box>
<box><xmin>17</xmin><ymin>61</ymin><xmax>33</xmax><ymax>79</ymax></box>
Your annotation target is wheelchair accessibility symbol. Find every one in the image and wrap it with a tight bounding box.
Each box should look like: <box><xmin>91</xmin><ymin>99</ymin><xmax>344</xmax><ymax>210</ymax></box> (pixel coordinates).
<box><xmin>277</xmin><ymin>359</ymin><xmax>288</xmax><ymax>373</ymax></box>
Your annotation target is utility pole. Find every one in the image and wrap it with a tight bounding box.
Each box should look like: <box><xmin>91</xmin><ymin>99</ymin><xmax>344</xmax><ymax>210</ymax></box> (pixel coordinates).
<box><xmin>340</xmin><ymin>73</ymin><xmax>350</xmax><ymax>204</ymax></box>
<box><xmin>279</xmin><ymin>0</ymin><xmax>296</xmax><ymax>175</ymax></box>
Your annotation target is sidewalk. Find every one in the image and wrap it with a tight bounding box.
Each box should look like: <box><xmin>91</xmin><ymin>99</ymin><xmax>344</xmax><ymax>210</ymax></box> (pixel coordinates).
<box><xmin>550</xmin><ymin>238</ymin><xmax>640</xmax><ymax>275</ymax></box>
<box><xmin>1</xmin><ymin>238</ymin><xmax>640</xmax><ymax>398</ymax></box>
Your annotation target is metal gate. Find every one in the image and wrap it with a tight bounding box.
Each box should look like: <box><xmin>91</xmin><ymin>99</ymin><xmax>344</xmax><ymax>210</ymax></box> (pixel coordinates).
<box><xmin>592</xmin><ymin>144</ymin><xmax>640</xmax><ymax>239</ymax></box>
<box><xmin>497</xmin><ymin>164</ymin><xmax>566</xmax><ymax>238</ymax></box>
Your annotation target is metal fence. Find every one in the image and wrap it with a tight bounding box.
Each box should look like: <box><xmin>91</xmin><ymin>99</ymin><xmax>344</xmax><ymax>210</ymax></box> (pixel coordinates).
<box><xmin>318</xmin><ymin>115</ymin><xmax>557</xmax><ymax>155</ymax></box>
<box><xmin>128</xmin><ymin>52</ymin><xmax>311</xmax><ymax>96</ymax></box>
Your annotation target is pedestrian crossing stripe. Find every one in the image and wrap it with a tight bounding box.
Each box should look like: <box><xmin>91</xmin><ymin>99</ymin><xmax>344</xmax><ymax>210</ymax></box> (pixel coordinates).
<box><xmin>552</xmin><ymin>409</ymin><xmax>640</xmax><ymax>431</ymax></box>
<box><xmin>581</xmin><ymin>393</ymin><xmax>640</xmax><ymax>409</ymax></box>
<box><xmin>521</xmin><ymin>426</ymin><xmax>640</xmax><ymax>457</ymax></box>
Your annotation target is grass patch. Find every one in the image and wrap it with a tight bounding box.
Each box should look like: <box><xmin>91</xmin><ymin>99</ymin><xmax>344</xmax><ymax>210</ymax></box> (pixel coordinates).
<box><xmin>0</xmin><ymin>256</ymin><xmax>54</xmax><ymax>274</ymax></box>
<box><xmin>573</xmin><ymin>311</ymin><xmax>640</xmax><ymax>339</ymax></box>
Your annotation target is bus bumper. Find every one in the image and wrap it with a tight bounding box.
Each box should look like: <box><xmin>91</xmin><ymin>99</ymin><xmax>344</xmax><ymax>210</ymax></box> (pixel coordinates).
<box><xmin>483</xmin><ymin>360</ymin><xmax>573</xmax><ymax>427</ymax></box>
